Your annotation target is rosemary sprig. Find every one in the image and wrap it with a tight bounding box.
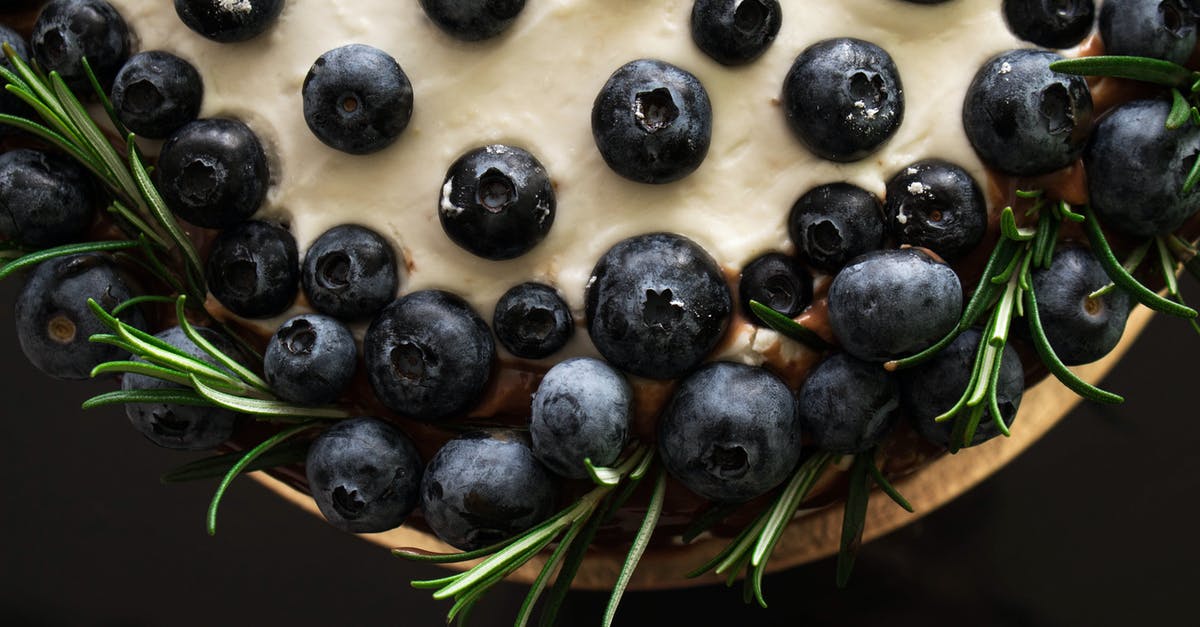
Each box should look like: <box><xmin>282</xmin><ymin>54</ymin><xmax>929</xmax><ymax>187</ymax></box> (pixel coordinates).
<box><xmin>748</xmin><ymin>300</ymin><xmax>831</xmax><ymax>351</ymax></box>
<box><xmin>0</xmin><ymin>239</ymin><xmax>138</xmax><ymax>280</ymax></box>
<box><xmin>160</xmin><ymin>438</ymin><xmax>312</xmax><ymax>484</ymax></box>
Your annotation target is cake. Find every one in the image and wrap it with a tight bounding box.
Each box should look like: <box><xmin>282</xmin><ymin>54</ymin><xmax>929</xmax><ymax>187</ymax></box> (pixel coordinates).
<box><xmin>2</xmin><ymin>0</ymin><xmax>1198</xmax><ymax>622</ymax></box>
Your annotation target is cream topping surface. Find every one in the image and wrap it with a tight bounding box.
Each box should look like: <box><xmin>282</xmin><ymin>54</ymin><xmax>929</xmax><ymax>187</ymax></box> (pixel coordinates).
<box><xmin>109</xmin><ymin>0</ymin><xmax>1023</xmax><ymax>364</ymax></box>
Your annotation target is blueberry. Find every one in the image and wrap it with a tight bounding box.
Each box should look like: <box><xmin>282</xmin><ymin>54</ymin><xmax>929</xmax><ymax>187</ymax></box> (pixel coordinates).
<box><xmin>418</xmin><ymin>0</ymin><xmax>525</xmax><ymax>41</ymax></box>
<box><xmin>301</xmin><ymin>225</ymin><xmax>398</xmax><ymax>322</ymax></box>
<box><xmin>305</xmin><ymin>417</ymin><xmax>423</xmax><ymax>533</ymax></box>
<box><xmin>31</xmin><ymin>0</ymin><xmax>129</xmax><ymax>92</ymax></box>
<box><xmin>438</xmin><ymin>145</ymin><xmax>555</xmax><ymax>260</ymax></box>
<box><xmin>1003</xmin><ymin>0</ymin><xmax>1096</xmax><ymax>49</ymax></box>
<box><xmin>0</xmin><ymin>149</ymin><xmax>95</xmax><ymax>248</ymax></box>
<box><xmin>302</xmin><ymin>44</ymin><xmax>413</xmax><ymax>155</ymax></box>
<box><xmin>421</xmin><ymin>430</ymin><xmax>556</xmax><ymax>551</ymax></box>
<box><xmin>738</xmin><ymin>252</ymin><xmax>812</xmax><ymax>323</ymax></box>
<box><xmin>492</xmin><ymin>282</ymin><xmax>573</xmax><ymax>359</ymax></box>
<box><xmin>828</xmin><ymin>248</ymin><xmax>962</xmax><ymax>362</ymax></box>
<box><xmin>900</xmin><ymin>328</ymin><xmax>1024</xmax><ymax>450</ymax></box>
<box><xmin>1084</xmin><ymin>99</ymin><xmax>1200</xmax><ymax>237</ymax></box>
<box><xmin>157</xmin><ymin>118</ymin><xmax>270</xmax><ymax>229</ymax></box>
<box><xmin>797</xmin><ymin>353</ymin><xmax>901</xmax><ymax>454</ymax></box>
<box><xmin>264</xmin><ymin>314</ymin><xmax>357</xmax><ymax>405</ymax></box>
<box><xmin>592</xmin><ymin>59</ymin><xmax>713</xmax><ymax>184</ymax></box>
<box><xmin>530</xmin><ymin>357</ymin><xmax>632</xmax><ymax>479</ymax></box>
<box><xmin>585</xmin><ymin>233</ymin><xmax>731</xmax><ymax>379</ymax></box>
<box><xmin>205</xmin><ymin>220</ymin><xmax>299</xmax><ymax>319</ymax></box>
<box><xmin>15</xmin><ymin>253</ymin><xmax>145</xmax><ymax>380</ymax></box>
<box><xmin>174</xmin><ymin>0</ymin><xmax>284</xmax><ymax>43</ymax></box>
<box><xmin>1030</xmin><ymin>247</ymin><xmax>1131</xmax><ymax>365</ymax></box>
<box><xmin>963</xmin><ymin>49</ymin><xmax>1093</xmax><ymax>177</ymax></box>
<box><xmin>782</xmin><ymin>38</ymin><xmax>904</xmax><ymax>162</ymax></box>
<box><xmin>111</xmin><ymin>51</ymin><xmax>203</xmax><ymax>139</ymax></box>
<box><xmin>1100</xmin><ymin>0</ymin><xmax>1197</xmax><ymax>64</ymax></box>
<box><xmin>657</xmin><ymin>362</ymin><xmax>802</xmax><ymax>503</ymax></box>
<box><xmin>690</xmin><ymin>0</ymin><xmax>782</xmax><ymax>66</ymax></box>
<box><xmin>788</xmin><ymin>183</ymin><xmax>885</xmax><ymax>273</ymax></box>
<box><xmin>123</xmin><ymin>325</ymin><xmax>246</xmax><ymax>450</ymax></box>
<box><xmin>364</xmin><ymin>290</ymin><xmax>495</xmax><ymax>422</ymax></box>
<box><xmin>884</xmin><ymin>159</ymin><xmax>987</xmax><ymax>261</ymax></box>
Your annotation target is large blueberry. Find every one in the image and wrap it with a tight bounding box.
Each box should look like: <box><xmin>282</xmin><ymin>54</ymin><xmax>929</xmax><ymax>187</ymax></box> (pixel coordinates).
<box><xmin>797</xmin><ymin>352</ymin><xmax>901</xmax><ymax>454</ymax></box>
<box><xmin>493</xmin><ymin>282</ymin><xmax>573</xmax><ymax>359</ymax></box>
<box><xmin>788</xmin><ymin>183</ymin><xmax>885</xmax><ymax>273</ymax></box>
<box><xmin>690</xmin><ymin>0</ymin><xmax>782</xmax><ymax>66</ymax></box>
<box><xmin>174</xmin><ymin>0</ymin><xmax>284</xmax><ymax>43</ymax></box>
<box><xmin>264</xmin><ymin>314</ymin><xmax>357</xmax><ymax>405</ymax></box>
<box><xmin>302</xmin><ymin>44</ymin><xmax>413</xmax><ymax>155</ymax></box>
<box><xmin>123</xmin><ymin>325</ymin><xmax>246</xmax><ymax>450</ymax></box>
<box><xmin>1085</xmin><ymin>99</ymin><xmax>1200</xmax><ymax>237</ymax></box>
<box><xmin>31</xmin><ymin>0</ymin><xmax>129</xmax><ymax>92</ymax></box>
<box><xmin>421</xmin><ymin>430</ymin><xmax>556</xmax><ymax>551</ymax></box>
<box><xmin>364</xmin><ymin>290</ymin><xmax>494</xmax><ymax>422</ymax></box>
<box><xmin>530</xmin><ymin>357</ymin><xmax>632</xmax><ymax>479</ymax></box>
<box><xmin>963</xmin><ymin>49</ymin><xmax>1093</xmax><ymax>176</ymax></box>
<box><xmin>1003</xmin><ymin>0</ymin><xmax>1096</xmax><ymax>49</ymax></box>
<box><xmin>111</xmin><ymin>51</ymin><xmax>204</xmax><ymax>139</ymax></box>
<box><xmin>157</xmin><ymin>118</ymin><xmax>270</xmax><ymax>229</ymax></box>
<box><xmin>828</xmin><ymin>248</ymin><xmax>962</xmax><ymax>362</ymax></box>
<box><xmin>585</xmin><ymin>233</ymin><xmax>731</xmax><ymax>379</ymax></box>
<box><xmin>658</xmin><ymin>362</ymin><xmax>802</xmax><ymax>503</ymax></box>
<box><xmin>1100</xmin><ymin>0</ymin><xmax>1197</xmax><ymax>64</ymax></box>
<box><xmin>438</xmin><ymin>145</ymin><xmax>555</xmax><ymax>260</ymax></box>
<box><xmin>901</xmin><ymin>328</ymin><xmax>1024</xmax><ymax>450</ymax></box>
<box><xmin>205</xmin><ymin>220</ymin><xmax>299</xmax><ymax>319</ymax></box>
<box><xmin>782</xmin><ymin>38</ymin><xmax>904</xmax><ymax>162</ymax></box>
<box><xmin>306</xmin><ymin>417</ymin><xmax>423</xmax><ymax>534</ymax></box>
<box><xmin>592</xmin><ymin>59</ymin><xmax>712</xmax><ymax>184</ymax></box>
<box><xmin>738</xmin><ymin>252</ymin><xmax>812</xmax><ymax>324</ymax></box>
<box><xmin>884</xmin><ymin>159</ymin><xmax>987</xmax><ymax>261</ymax></box>
<box><xmin>301</xmin><ymin>224</ymin><xmax>399</xmax><ymax>322</ymax></box>
<box><xmin>418</xmin><ymin>0</ymin><xmax>526</xmax><ymax>41</ymax></box>
<box><xmin>15</xmin><ymin>253</ymin><xmax>145</xmax><ymax>380</ymax></box>
<box><xmin>1030</xmin><ymin>247</ymin><xmax>1131</xmax><ymax>365</ymax></box>
<box><xmin>0</xmin><ymin>149</ymin><xmax>95</xmax><ymax>248</ymax></box>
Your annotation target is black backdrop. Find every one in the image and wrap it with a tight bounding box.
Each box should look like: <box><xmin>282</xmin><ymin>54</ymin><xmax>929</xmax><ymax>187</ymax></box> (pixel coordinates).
<box><xmin>1</xmin><ymin>275</ymin><xmax>1196</xmax><ymax>627</ymax></box>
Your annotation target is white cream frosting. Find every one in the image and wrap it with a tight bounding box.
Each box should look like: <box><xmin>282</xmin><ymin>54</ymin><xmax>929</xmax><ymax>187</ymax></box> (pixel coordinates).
<box><xmin>108</xmin><ymin>0</ymin><xmax>1023</xmax><ymax>364</ymax></box>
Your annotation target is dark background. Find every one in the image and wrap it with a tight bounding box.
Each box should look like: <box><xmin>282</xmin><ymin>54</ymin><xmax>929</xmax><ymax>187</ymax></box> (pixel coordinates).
<box><xmin>1</xmin><ymin>276</ymin><xmax>1196</xmax><ymax>627</ymax></box>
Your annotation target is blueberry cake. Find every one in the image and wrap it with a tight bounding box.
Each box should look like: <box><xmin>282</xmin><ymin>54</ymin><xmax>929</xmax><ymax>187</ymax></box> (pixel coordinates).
<box><xmin>3</xmin><ymin>0</ymin><xmax>1200</xmax><ymax>621</ymax></box>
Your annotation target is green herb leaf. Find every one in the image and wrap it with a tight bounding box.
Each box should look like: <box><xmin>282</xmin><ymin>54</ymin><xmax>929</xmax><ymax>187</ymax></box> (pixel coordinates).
<box><xmin>1082</xmin><ymin>206</ymin><xmax>1197</xmax><ymax>318</ymax></box>
<box><xmin>1049</xmin><ymin>55</ymin><xmax>1195</xmax><ymax>88</ymax></box>
<box><xmin>81</xmin><ymin>56</ymin><xmax>128</xmax><ymax>138</ymax></box>
<box><xmin>0</xmin><ymin>240</ymin><xmax>138</xmax><ymax>280</ymax></box>
<box><xmin>514</xmin><ymin>515</ymin><xmax>588</xmax><ymax>627</ymax></box>
<box><xmin>867</xmin><ymin>457</ymin><xmax>915</xmax><ymax>513</ymax></box>
<box><xmin>602</xmin><ymin>467</ymin><xmax>665</xmax><ymax>627</ymax></box>
<box><xmin>584</xmin><ymin>458</ymin><xmax>622</xmax><ymax>486</ymax></box>
<box><xmin>160</xmin><ymin>438</ymin><xmax>311</xmax><ymax>483</ymax></box>
<box><xmin>748</xmin><ymin>300</ymin><xmax>831</xmax><ymax>351</ymax></box>
<box><xmin>190</xmin><ymin>376</ymin><xmax>352</xmax><ymax>420</ymax></box>
<box><xmin>111</xmin><ymin>294</ymin><xmax>178</xmax><ymax>317</ymax></box>
<box><xmin>207</xmin><ymin>422</ymin><xmax>321</xmax><ymax>535</ymax></box>
<box><xmin>82</xmin><ymin>388</ymin><xmax>211</xmax><ymax>410</ymax></box>
<box><xmin>1024</xmin><ymin>287</ymin><xmax>1124</xmax><ymax>404</ymax></box>
<box><xmin>176</xmin><ymin>296</ymin><xmax>270</xmax><ymax>393</ymax></box>
<box><xmin>128</xmin><ymin>138</ymin><xmax>206</xmax><ymax>294</ymax></box>
<box><xmin>836</xmin><ymin>453</ymin><xmax>872</xmax><ymax>588</ymax></box>
<box><xmin>679</xmin><ymin>502</ymin><xmax>741</xmax><ymax>544</ymax></box>
<box><xmin>1168</xmin><ymin>88</ymin><xmax>1192</xmax><ymax>129</ymax></box>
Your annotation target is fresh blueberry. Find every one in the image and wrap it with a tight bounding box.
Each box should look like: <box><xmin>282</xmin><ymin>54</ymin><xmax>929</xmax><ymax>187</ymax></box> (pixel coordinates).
<box><xmin>123</xmin><ymin>325</ymin><xmax>246</xmax><ymax>450</ymax></box>
<box><xmin>305</xmin><ymin>417</ymin><xmax>423</xmax><ymax>534</ymax></box>
<box><xmin>1100</xmin><ymin>0</ymin><xmax>1197</xmax><ymax>64</ymax></box>
<box><xmin>15</xmin><ymin>253</ymin><xmax>145</xmax><ymax>380</ymax></box>
<box><xmin>658</xmin><ymin>362</ymin><xmax>802</xmax><ymax>504</ymax></box>
<box><xmin>1003</xmin><ymin>0</ymin><xmax>1096</xmax><ymax>49</ymax></box>
<box><xmin>302</xmin><ymin>44</ymin><xmax>413</xmax><ymax>155</ymax></box>
<box><xmin>157</xmin><ymin>118</ymin><xmax>270</xmax><ymax>229</ymax></box>
<box><xmin>301</xmin><ymin>224</ymin><xmax>399</xmax><ymax>322</ymax></box>
<box><xmin>0</xmin><ymin>149</ymin><xmax>95</xmax><ymax>248</ymax></box>
<box><xmin>585</xmin><ymin>233</ymin><xmax>731</xmax><ymax>379</ymax></box>
<box><xmin>529</xmin><ymin>357</ymin><xmax>632</xmax><ymax>479</ymax></box>
<box><xmin>884</xmin><ymin>159</ymin><xmax>987</xmax><ymax>261</ymax></box>
<box><xmin>264</xmin><ymin>314</ymin><xmax>357</xmax><ymax>405</ymax></box>
<box><xmin>690</xmin><ymin>0</ymin><xmax>782</xmax><ymax>66</ymax></box>
<box><xmin>31</xmin><ymin>0</ymin><xmax>129</xmax><ymax>92</ymax></box>
<box><xmin>738</xmin><ymin>252</ymin><xmax>812</xmax><ymax>323</ymax></box>
<box><xmin>592</xmin><ymin>59</ymin><xmax>713</xmax><ymax>184</ymax></box>
<box><xmin>438</xmin><ymin>145</ymin><xmax>555</xmax><ymax>260</ymax></box>
<box><xmin>418</xmin><ymin>0</ymin><xmax>525</xmax><ymax>41</ymax></box>
<box><xmin>174</xmin><ymin>0</ymin><xmax>284</xmax><ymax>43</ymax></box>
<box><xmin>828</xmin><ymin>248</ymin><xmax>962</xmax><ymax>362</ymax></box>
<box><xmin>111</xmin><ymin>51</ymin><xmax>203</xmax><ymax>139</ymax></box>
<box><xmin>797</xmin><ymin>352</ymin><xmax>901</xmax><ymax>454</ymax></box>
<box><xmin>1084</xmin><ymin>99</ymin><xmax>1200</xmax><ymax>237</ymax></box>
<box><xmin>364</xmin><ymin>290</ymin><xmax>495</xmax><ymax>422</ymax></box>
<box><xmin>1030</xmin><ymin>247</ymin><xmax>1131</xmax><ymax>365</ymax></box>
<box><xmin>788</xmin><ymin>183</ymin><xmax>885</xmax><ymax>273</ymax></box>
<box><xmin>900</xmin><ymin>328</ymin><xmax>1024</xmax><ymax>450</ymax></box>
<box><xmin>421</xmin><ymin>430</ymin><xmax>556</xmax><ymax>551</ymax></box>
<box><xmin>0</xmin><ymin>24</ymin><xmax>33</xmax><ymax>129</ymax></box>
<box><xmin>782</xmin><ymin>38</ymin><xmax>904</xmax><ymax>162</ymax></box>
<box><xmin>205</xmin><ymin>220</ymin><xmax>299</xmax><ymax>319</ymax></box>
<box><xmin>963</xmin><ymin>49</ymin><xmax>1093</xmax><ymax>176</ymax></box>
<box><xmin>493</xmin><ymin>282</ymin><xmax>573</xmax><ymax>359</ymax></box>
